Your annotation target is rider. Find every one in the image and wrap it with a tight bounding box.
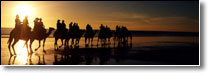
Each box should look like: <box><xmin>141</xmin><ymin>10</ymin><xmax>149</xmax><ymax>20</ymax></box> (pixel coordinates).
<box><xmin>21</xmin><ymin>16</ymin><xmax>31</xmax><ymax>38</ymax></box>
<box><xmin>69</xmin><ymin>22</ymin><xmax>73</xmax><ymax>30</ymax></box>
<box><xmin>61</xmin><ymin>20</ymin><xmax>67</xmax><ymax>36</ymax></box>
<box><xmin>39</xmin><ymin>18</ymin><xmax>46</xmax><ymax>33</ymax></box>
<box><xmin>56</xmin><ymin>19</ymin><xmax>62</xmax><ymax>31</ymax></box>
<box><xmin>100</xmin><ymin>24</ymin><xmax>105</xmax><ymax>34</ymax></box>
<box><xmin>86</xmin><ymin>24</ymin><xmax>92</xmax><ymax>32</ymax></box>
<box><xmin>23</xmin><ymin>16</ymin><xmax>31</xmax><ymax>30</ymax></box>
<box><xmin>15</xmin><ymin>15</ymin><xmax>22</xmax><ymax>30</ymax></box>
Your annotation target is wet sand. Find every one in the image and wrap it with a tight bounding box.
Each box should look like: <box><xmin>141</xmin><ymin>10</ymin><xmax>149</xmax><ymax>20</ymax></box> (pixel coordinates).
<box><xmin>1</xmin><ymin>37</ymin><xmax>199</xmax><ymax>65</ymax></box>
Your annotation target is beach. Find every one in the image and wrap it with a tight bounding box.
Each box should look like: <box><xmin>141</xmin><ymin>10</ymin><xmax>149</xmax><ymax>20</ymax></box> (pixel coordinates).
<box><xmin>1</xmin><ymin>36</ymin><xmax>199</xmax><ymax>65</ymax></box>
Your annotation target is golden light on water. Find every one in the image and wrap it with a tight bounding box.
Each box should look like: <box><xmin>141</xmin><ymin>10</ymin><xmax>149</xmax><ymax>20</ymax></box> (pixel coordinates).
<box><xmin>15</xmin><ymin>4</ymin><xmax>32</xmax><ymax>21</ymax></box>
<box><xmin>15</xmin><ymin>40</ymin><xmax>29</xmax><ymax>65</ymax></box>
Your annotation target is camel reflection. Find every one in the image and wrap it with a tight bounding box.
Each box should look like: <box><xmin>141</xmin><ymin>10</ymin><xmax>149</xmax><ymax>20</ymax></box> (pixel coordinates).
<box><xmin>53</xmin><ymin>43</ymin><xmax>131</xmax><ymax>65</ymax></box>
<box><xmin>7</xmin><ymin>42</ymin><xmax>131</xmax><ymax>65</ymax></box>
<box><xmin>37</xmin><ymin>54</ymin><xmax>46</xmax><ymax>65</ymax></box>
<box><xmin>7</xmin><ymin>53</ymin><xmax>46</xmax><ymax>65</ymax></box>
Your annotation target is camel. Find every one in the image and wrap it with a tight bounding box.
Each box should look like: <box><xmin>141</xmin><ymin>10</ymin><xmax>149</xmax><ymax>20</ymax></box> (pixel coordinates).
<box><xmin>84</xmin><ymin>30</ymin><xmax>97</xmax><ymax>46</ymax></box>
<box><xmin>7</xmin><ymin>27</ymin><xmax>32</xmax><ymax>56</ymax></box>
<box><xmin>114</xmin><ymin>28</ymin><xmax>132</xmax><ymax>45</ymax></box>
<box><xmin>97</xmin><ymin>28</ymin><xmax>112</xmax><ymax>46</ymax></box>
<box><xmin>29</xmin><ymin>27</ymin><xmax>55</xmax><ymax>53</ymax></box>
<box><xmin>53</xmin><ymin>28</ymin><xmax>68</xmax><ymax>50</ymax></box>
<box><xmin>71</xmin><ymin>30</ymin><xmax>85</xmax><ymax>47</ymax></box>
<box><xmin>64</xmin><ymin>30</ymin><xmax>85</xmax><ymax>48</ymax></box>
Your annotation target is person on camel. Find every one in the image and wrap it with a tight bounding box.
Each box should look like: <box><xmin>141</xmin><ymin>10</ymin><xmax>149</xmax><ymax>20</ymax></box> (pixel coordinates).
<box><xmin>21</xmin><ymin>16</ymin><xmax>31</xmax><ymax>38</ymax></box>
<box><xmin>39</xmin><ymin>18</ymin><xmax>47</xmax><ymax>34</ymax></box>
<box><xmin>99</xmin><ymin>24</ymin><xmax>105</xmax><ymax>34</ymax></box>
<box><xmin>33</xmin><ymin>18</ymin><xmax>43</xmax><ymax>38</ymax></box>
<box><xmin>33</xmin><ymin>18</ymin><xmax>39</xmax><ymax>31</ymax></box>
<box><xmin>22</xmin><ymin>16</ymin><xmax>31</xmax><ymax>30</ymax></box>
<box><xmin>61</xmin><ymin>20</ymin><xmax>67</xmax><ymax>32</ymax></box>
<box><xmin>15</xmin><ymin>14</ymin><xmax>22</xmax><ymax>30</ymax></box>
<box><xmin>86</xmin><ymin>24</ymin><xmax>92</xmax><ymax>34</ymax></box>
<box><xmin>56</xmin><ymin>19</ymin><xmax>61</xmax><ymax>32</ymax></box>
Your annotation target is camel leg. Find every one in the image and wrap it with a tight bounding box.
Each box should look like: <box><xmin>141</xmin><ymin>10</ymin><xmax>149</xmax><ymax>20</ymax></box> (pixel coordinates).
<box><xmin>25</xmin><ymin>41</ymin><xmax>30</xmax><ymax>54</ymax></box>
<box><xmin>11</xmin><ymin>39</ymin><xmax>18</xmax><ymax>55</ymax></box>
<box><xmin>88</xmin><ymin>38</ymin><xmax>90</xmax><ymax>45</ymax></box>
<box><xmin>71</xmin><ymin>38</ymin><xmax>74</xmax><ymax>46</ymax></box>
<box><xmin>35</xmin><ymin>40</ymin><xmax>41</xmax><ymax>51</ymax></box>
<box><xmin>8</xmin><ymin>39</ymin><xmax>13</xmax><ymax>56</ymax></box>
<box><xmin>8</xmin><ymin>56</ymin><xmax>12</xmax><ymax>65</ymax></box>
<box><xmin>91</xmin><ymin>38</ymin><xmax>94</xmax><ymax>46</ymax></box>
<box><xmin>43</xmin><ymin>39</ymin><xmax>46</xmax><ymax>53</ymax></box>
<box><xmin>65</xmin><ymin>39</ymin><xmax>68</xmax><ymax>47</ymax></box>
<box><xmin>29</xmin><ymin>39</ymin><xmax>34</xmax><ymax>53</ymax></box>
<box><xmin>59</xmin><ymin>39</ymin><xmax>64</xmax><ymax>48</ymax></box>
<box><xmin>85</xmin><ymin>37</ymin><xmax>87</xmax><ymax>45</ymax></box>
<box><xmin>75</xmin><ymin>38</ymin><xmax>79</xmax><ymax>46</ymax></box>
<box><xmin>54</xmin><ymin>38</ymin><xmax>58</xmax><ymax>50</ymax></box>
<box><xmin>8</xmin><ymin>56</ymin><xmax>16</xmax><ymax>65</ymax></box>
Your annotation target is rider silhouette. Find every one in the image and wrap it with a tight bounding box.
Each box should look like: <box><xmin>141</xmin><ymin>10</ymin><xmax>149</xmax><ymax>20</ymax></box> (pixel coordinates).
<box><xmin>69</xmin><ymin>22</ymin><xmax>73</xmax><ymax>30</ymax></box>
<box><xmin>61</xmin><ymin>20</ymin><xmax>66</xmax><ymax>30</ymax></box>
<box><xmin>86</xmin><ymin>24</ymin><xmax>92</xmax><ymax>33</ymax></box>
<box><xmin>23</xmin><ymin>16</ymin><xmax>29</xmax><ymax>26</ymax></box>
<box><xmin>23</xmin><ymin>16</ymin><xmax>31</xmax><ymax>30</ymax></box>
<box><xmin>56</xmin><ymin>19</ymin><xmax>61</xmax><ymax>31</ymax></box>
<box><xmin>100</xmin><ymin>24</ymin><xmax>105</xmax><ymax>33</ymax></box>
<box><xmin>15</xmin><ymin>15</ymin><xmax>21</xmax><ymax>30</ymax></box>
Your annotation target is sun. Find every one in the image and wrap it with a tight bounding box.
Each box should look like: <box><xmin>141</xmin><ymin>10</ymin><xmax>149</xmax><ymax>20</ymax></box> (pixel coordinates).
<box><xmin>15</xmin><ymin>4</ymin><xmax>32</xmax><ymax>21</ymax></box>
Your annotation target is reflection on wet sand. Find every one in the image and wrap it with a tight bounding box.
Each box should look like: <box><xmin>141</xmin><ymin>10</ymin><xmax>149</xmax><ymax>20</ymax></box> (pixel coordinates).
<box><xmin>8</xmin><ymin>42</ymin><xmax>133</xmax><ymax>65</ymax></box>
<box><xmin>53</xmin><ymin>42</ymin><xmax>132</xmax><ymax>65</ymax></box>
<box><xmin>2</xmin><ymin>37</ymin><xmax>199</xmax><ymax>65</ymax></box>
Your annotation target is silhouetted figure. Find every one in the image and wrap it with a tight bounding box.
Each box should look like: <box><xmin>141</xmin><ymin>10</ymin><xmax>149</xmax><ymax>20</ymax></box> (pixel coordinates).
<box><xmin>70</xmin><ymin>23</ymin><xmax>84</xmax><ymax>47</ymax></box>
<box><xmin>61</xmin><ymin>20</ymin><xmax>67</xmax><ymax>33</ymax></box>
<box><xmin>56</xmin><ymin>20</ymin><xmax>62</xmax><ymax>31</ymax></box>
<box><xmin>105</xmin><ymin>26</ymin><xmax>113</xmax><ymax>44</ymax></box>
<box><xmin>54</xmin><ymin>19</ymin><xmax>68</xmax><ymax>50</ymax></box>
<box><xmin>14</xmin><ymin>15</ymin><xmax>22</xmax><ymax>30</ymax></box>
<box><xmin>29</xmin><ymin>18</ymin><xmax>54</xmax><ymax>53</ymax></box>
<box><xmin>84</xmin><ymin>24</ymin><xmax>96</xmax><ymax>46</ymax></box>
<box><xmin>97</xmin><ymin>24</ymin><xmax>105</xmax><ymax>46</ymax></box>
<box><xmin>8</xmin><ymin>15</ymin><xmax>32</xmax><ymax>55</ymax></box>
<box><xmin>114</xmin><ymin>25</ymin><xmax>132</xmax><ymax>46</ymax></box>
<box><xmin>22</xmin><ymin>16</ymin><xmax>32</xmax><ymax>38</ymax></box>
<box><xmin>97</xmin><ymin>24</ymin><xmax>113</xmax><ymax>46</ymax></box>
<box><xmin>39</xmin><ymin>18</ymin><xmax>47</xmax><ymax>34</ymax></box>
<box><xmin>65</xmin><ymin>22</ymin><xmax>73</xmax><ymax>47</ymax></box>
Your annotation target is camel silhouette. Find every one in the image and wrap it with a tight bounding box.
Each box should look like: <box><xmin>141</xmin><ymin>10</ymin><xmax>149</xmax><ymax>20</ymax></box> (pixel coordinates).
<box><xmin>114</xmin><ymin>26</ymin><xmax>132</xmax><ymax>45</ymax></box>
<box><xmin>7</xmin><ymin>28</ymin><xmax>32</xmax><ymax>56</ymax></box>
<box><xmin>53</xmin><ymin>29</ymin><xmax>68</xmax><ymax>50</ymax></box>
<box><xmin>84</xmin><ymin>30</ymin><xmax>97</xmax><ymax>46</ymax></box>
<box><xmin>29</xmin><ymin>27</ymin><xmax>55</xmax><ymax>53</ymax></box>
<box><xmin>71</xmin><ymin>30</ymin><xmax>85</xmax><ymax>47</ymax></box>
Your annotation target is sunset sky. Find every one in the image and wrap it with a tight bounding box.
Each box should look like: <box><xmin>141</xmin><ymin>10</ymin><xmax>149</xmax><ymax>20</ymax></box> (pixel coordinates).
<box><xmin>1</xmin><ymin>1</ymin><xmax>199</xmax><ymax>32</ymax></box>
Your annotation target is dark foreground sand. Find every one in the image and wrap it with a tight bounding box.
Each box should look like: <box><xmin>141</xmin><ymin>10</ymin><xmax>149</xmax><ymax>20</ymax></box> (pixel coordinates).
<box><xmin>1</xmin><ymin>37</ymin><xmax>199</xmax><ymax>65</ymax></box>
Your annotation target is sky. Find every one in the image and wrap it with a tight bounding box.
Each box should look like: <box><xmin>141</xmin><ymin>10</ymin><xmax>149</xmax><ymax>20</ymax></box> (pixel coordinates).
<box><xmin>1</xmin><ymin>1</ymin><xmax>199</xmax><ymax>32</ymax></box>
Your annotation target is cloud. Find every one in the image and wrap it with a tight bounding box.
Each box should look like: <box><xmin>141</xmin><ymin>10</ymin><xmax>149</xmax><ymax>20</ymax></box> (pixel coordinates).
<box><xmin>98</xmin><ymin>12</ymin><xmax>199</xmax><ymax>32</ymax></box>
